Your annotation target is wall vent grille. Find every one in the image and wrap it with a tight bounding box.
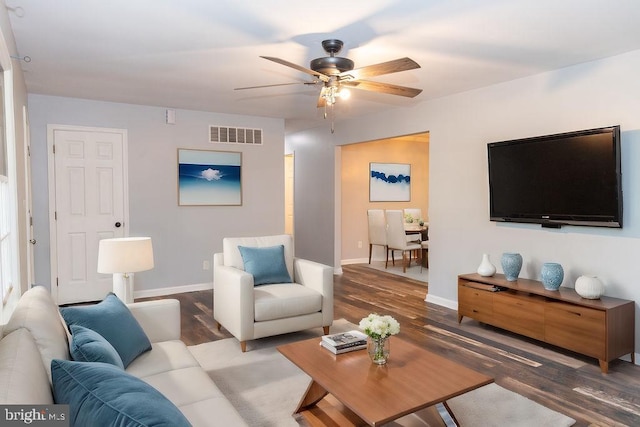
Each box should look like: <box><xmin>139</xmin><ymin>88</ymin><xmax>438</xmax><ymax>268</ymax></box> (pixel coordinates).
<box><xmin>210</xmin><ymin>126</ymin><xmax>263</xmax><ymax>145</ymax></box>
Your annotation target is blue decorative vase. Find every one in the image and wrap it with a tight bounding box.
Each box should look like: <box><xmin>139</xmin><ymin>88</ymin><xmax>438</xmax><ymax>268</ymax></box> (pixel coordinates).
<box><xmin>541</xmin><ymin>263</ymin><xmax>564</xmax><ymax>290</ymax></box>
<box><xmin>501</xmin><ymin>253</ymin><xmax>522</xmax><ymax>281</ymax></box>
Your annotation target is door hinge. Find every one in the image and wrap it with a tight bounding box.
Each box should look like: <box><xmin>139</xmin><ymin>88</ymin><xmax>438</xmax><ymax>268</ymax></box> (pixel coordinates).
<box><xmin>29</xmin><ymin>216</ymin><xmax>33</xmax><ymax>226</ymax></box>
<box><xmin>52</xmin><ymin>144</ymin><xmax>55</xmax><ymax>154</ymax></box>
<box><xmin>54</xmin><ymin>211</ymin><xmax>57</xmax><ymax>220</ymax></box>
<box><xmin>56</xmin><ymin>277</ymin><xmax>59</xmax><ymax>287</ymax></box>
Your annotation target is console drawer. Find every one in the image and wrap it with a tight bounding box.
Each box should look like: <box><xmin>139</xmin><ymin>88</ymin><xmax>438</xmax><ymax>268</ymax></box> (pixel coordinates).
<box><xmin>545</xmin><ymin>302</ymin><xmax>605</xmax><ymax>359</ymax></box>
<box><xmin>458</xmin><ymin>284</ymin><xmax>493</xmax><ymax>323</ymax></box>
<box><xmin>493</xmin><ymin>292</ymin><xmax>545</xmax><ymax>340</ymax></box>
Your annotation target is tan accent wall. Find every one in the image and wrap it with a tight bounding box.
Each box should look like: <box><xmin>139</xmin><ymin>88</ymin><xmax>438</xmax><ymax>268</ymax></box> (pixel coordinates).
<box><xmin>340</xmin><ymin>132</ymin><xmax>429</xmax><ymax>262</ymax></box>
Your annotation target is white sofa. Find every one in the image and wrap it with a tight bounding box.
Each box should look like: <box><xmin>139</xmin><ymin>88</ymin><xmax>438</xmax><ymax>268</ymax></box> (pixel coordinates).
<box><xmin>0</xmin><ymin>286</ymin><xmax>247</xmax><ymax>426</ymax></box>
<box><xmin>213</xmin><ymin>234</ymin><xmax>333</xmax><ymax>352</ymax></box>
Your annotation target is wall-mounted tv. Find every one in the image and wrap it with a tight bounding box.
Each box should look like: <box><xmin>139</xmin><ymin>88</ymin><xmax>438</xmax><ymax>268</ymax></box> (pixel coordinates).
<box><xmin>487</xmin><ymin>125</ymin><xmax>622</xmax><ymax>228</ymax></box>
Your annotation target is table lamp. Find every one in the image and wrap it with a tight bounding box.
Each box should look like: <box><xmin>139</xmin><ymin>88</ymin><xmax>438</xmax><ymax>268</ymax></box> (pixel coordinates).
<box><xmin>97</xmin><ymin>237</ymin><xmax>154</xmax><ymax>303</ymax></box>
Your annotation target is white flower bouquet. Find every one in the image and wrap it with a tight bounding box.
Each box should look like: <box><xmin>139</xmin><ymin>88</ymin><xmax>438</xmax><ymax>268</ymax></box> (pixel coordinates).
<box><xmin>359</xmin><ymin>313</ymin><xmax>400</xmax><ymax>340</ymax></box>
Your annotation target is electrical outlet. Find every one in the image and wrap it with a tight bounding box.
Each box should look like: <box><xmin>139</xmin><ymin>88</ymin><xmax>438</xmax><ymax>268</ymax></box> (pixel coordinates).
<box><xmin>203</xmin><ymin>260</ymin><xmax>210</xmax><ymax>270</ymax></box>
<box><xmin>357</xmin><ymin>241</ymin><xmax>363</xmax><ymax>249</ymax></box>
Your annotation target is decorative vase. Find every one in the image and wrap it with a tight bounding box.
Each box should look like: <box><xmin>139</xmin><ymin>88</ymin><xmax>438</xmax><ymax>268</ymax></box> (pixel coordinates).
<box><xmin>541</xmin><ymin>263</ymin><xmax>564</xmax><ymax>290</ymax></box>
<box><xmin>575</xmin><ymin>275</ymin><xmax>604</xmax><ymax>299</ymax></box>
<box><xmin>367</xmin><ymin>336</ymin><xmax>390</xmax><ymax>365</ymax></box>
<box><xmin>501</xmin><ymin>253</ymin><xmax>523</xmax><ymax>281</ymax></box>
<box><xmin>477</xmin><ymin>254</ymin><xmax>496</xmax><ymax>277</ymax></box>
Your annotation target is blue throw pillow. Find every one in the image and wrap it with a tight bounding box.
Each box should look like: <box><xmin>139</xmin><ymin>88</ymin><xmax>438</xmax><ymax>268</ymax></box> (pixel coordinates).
<box><xmin>51</xmin><ymin>359</ymin><xmax>191</xmax><ymax>427</ymax></box>
<box><xmin>60</xmin><ymin>293</ymin><xmax>151</xmax><ymax>368</ymax></box>
<box><xmin>238</xmin><ymin>245</ymin><xmax>292</xmax><ymax>286</ymax></box>
<box><xmin>69</xmin><ymin>325</ymin><xmax>124</xmax><ymax>369</ymax></box>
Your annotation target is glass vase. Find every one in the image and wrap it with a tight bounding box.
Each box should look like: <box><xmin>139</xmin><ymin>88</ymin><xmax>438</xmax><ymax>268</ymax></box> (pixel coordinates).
<box><xmin>368</xmin><ymin>336</ymin><xmax>390</xmax><ymax>365</ymax></box>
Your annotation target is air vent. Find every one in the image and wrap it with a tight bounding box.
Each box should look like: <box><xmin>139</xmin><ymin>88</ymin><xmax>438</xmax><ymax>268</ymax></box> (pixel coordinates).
<box><xmin>210</xmin><ymin>126</ymin><xmax>263</xmax><ymax>145</ymax></box>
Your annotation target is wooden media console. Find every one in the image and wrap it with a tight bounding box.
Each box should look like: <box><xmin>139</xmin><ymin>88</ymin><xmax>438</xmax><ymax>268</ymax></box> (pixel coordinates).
<box><xmin>458</xmin><ymin>273</ymin><xmax>635</xmax><ymax>373</ymax></box>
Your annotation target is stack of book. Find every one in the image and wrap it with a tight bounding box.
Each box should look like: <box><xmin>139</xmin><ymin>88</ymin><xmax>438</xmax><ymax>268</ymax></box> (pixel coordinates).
<box><xmin>320</xmin><ymin>330</ymin><xmax>368</xmax><ymax>354</ymax></box>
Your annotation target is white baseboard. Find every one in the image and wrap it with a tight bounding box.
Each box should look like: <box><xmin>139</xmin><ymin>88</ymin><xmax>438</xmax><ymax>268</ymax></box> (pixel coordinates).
<box><xmin>341</xmin><ymin>258</ymin><xmax>369</xmax><ymax>265</ymax></box>
<box><xmin>425</xmin><ymin>293</ymin><xmax>457</xmax><ymax>311</ymax></box>
<box><xmin>134</xmin><ymin>282</ymin><xmax>213</xmax><ymax>299</ymax></box>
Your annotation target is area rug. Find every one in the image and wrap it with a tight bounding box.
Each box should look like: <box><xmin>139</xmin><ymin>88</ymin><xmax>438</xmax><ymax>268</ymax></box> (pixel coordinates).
<box><xmin>188</xmin><ymin>320</ymin><xmax>575</xmax><ymax>427</ymax></box>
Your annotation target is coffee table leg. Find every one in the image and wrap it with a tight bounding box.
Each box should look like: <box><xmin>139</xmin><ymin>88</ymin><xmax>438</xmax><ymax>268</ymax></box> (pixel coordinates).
<box><xmin>293</xmin><ymin>379</ymin><xmax>329</xmax><ymax>414</ymax></box>
<box><xmin>435</xmin><ymin>402</ymin><xmax>460</xmax><ymax>426</ymax></box>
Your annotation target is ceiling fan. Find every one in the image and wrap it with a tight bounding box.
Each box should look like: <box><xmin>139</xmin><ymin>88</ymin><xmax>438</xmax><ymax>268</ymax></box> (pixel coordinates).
<box><xmin>235</xmin><ymin>39</ymin><xmax>422</xmax><ymax>130</ymax></box>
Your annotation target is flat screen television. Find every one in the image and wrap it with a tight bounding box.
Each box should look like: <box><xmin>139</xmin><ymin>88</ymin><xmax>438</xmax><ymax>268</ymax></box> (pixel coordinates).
<box><xmin>487</xmin><ymin>125</ymin><xmax>622</xmax><ymax>228</ymax></box>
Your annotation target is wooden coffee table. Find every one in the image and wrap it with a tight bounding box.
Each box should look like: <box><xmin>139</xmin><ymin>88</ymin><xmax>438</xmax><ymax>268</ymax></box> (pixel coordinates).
<box><xmin>278</xmin><ymin>336</ymin><xmax>493</xmax><ymax>426</ymax></box>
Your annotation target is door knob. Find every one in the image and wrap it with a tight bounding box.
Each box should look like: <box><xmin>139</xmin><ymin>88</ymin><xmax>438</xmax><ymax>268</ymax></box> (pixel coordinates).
<box><xmin>115</xmin><ymin>222</ymin><xmax>122</xmax><ymax>228</ymax></box>
<box><xmin>29</xmin><ymin>239</ymin><xmax>36</xmax><ymax>244</ymax></box>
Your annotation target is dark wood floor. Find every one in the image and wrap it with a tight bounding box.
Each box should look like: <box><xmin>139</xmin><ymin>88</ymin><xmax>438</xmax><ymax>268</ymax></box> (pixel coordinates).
<box><xmin>142</xmin><ymin>264</ymin><xmax>640</xmax><ymax>426</ymax></box>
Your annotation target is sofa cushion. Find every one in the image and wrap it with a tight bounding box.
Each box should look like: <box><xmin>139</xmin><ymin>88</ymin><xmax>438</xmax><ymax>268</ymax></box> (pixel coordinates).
<box><xmin>125</xmin><ymin>340</ymin><xmax>200</xmax><ymax>379</ymax></box>
<box><xmin>51</xmin><ymin>359</ymin><xmax>190</xmax><ymax>427</ymax></box>
<box><xmin>3</xmin><ymin>286</ymin><xmax>70</xmax><ymax>381</ymax></box>
<box><xmin>254</xmin><ymin>283</ymin><xmax>322</xmax><ymax>321</ymax></box>
<box><xmin>0</xmin><ymin>329</ymin><xmax>53</xmax><ymax>404</ymax></box>
<box><xmin>60</xmin><ymin>293</ymin><xmax>151</xmax><ymax>368</ymax></box>
<box><xmin>238</xmin><ymin>245</ymin><xmax>292</xmax><ymax>285</ymax></box>
<box><xmin>69</xmin><ymin>325</ymin><xmax>124</xmax><ymax>369</ymax></box>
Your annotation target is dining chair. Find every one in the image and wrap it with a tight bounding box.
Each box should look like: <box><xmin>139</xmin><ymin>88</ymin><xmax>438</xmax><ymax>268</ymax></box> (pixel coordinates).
<box><xmin>385</xmin><ymin>210</ymin><xmax>422</xmax><ymax>272</ymax></box>
<box><xmin>421</xmin><ymin>241</ymin><xmax>429</xmax><ymax>272</ymax></box>
<box><xmin>367</xmin><ymin>209</ymin><xmax>389</xmax><ymax>265</ymax></box>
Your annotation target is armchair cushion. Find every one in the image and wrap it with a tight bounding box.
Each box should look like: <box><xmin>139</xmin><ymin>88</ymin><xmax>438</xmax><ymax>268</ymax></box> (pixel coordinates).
<box><xmin>238</xmin><ymin>245</ymin><xmax>292</xmax><ymax>286</ymax></box>
<box><xmin>254</xmin><ymin>284</ymin><xmax>322</xmax><ymax>321</ymax></box>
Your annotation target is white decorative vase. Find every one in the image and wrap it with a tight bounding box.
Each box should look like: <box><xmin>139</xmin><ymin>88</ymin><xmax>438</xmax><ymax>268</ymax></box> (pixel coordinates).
<box><xmin>477</xmin><ymin>254</ymin><xmax>496</xmax><ymax>277</ymax></box>
<box><xmin>575</xmin><ymin>275</ymin><xmax>604</xmax><ymax>299</ymax></box>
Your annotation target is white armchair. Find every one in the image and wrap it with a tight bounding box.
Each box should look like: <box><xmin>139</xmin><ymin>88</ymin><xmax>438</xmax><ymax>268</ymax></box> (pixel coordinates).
<box><xmin>213</xmin><ymin>234</ymin><xmax>333</xmax><ymax>352</ymax></box>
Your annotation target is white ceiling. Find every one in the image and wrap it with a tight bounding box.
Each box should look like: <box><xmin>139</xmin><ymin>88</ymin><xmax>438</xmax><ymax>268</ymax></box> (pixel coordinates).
<box><xmin>7</xmin><ymin>0</ymin><xmax>640</xmax><ymax>133</ymax></box>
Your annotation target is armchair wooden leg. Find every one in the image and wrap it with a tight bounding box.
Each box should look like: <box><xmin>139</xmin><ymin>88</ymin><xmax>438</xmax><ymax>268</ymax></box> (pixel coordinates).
<box><xmin>369</xmin><ymin>244</ymin><xmax>373</xmax><ymax>264</ymax></box>
<box><xmin>240</xmin><ymin>341</ymin><xmax>247</xmax><ymax>352</ymax></box>
<box><xmin>216</xmin><ymin>321</ymin><xmax>222</xmax><ymax>331</ymax></box>
<box><xmin>323</xmin><ymin>326</ymin><xmax>330</xmax><ymax>335</ymax></box>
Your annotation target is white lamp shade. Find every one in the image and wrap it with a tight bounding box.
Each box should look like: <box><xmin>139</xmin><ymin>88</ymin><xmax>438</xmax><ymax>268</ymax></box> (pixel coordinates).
<box><xmin>97</xmin><ymin>237</ymin><xmax>154</xmax><ymax>274</ymax></box>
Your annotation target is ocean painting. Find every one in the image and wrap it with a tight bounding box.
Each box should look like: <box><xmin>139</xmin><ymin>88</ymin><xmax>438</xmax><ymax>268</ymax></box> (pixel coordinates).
<box><xmin>369</xmin><ymin>162</ymin><xmax>411</xmax><ymax>202</ymax></box>
<box><xmin>178</xmin><ymin>149</ymin><xmax>242</xmax><ymax>205</ymax></box>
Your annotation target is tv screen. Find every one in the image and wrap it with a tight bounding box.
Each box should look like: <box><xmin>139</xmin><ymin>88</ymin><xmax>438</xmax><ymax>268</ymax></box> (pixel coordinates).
<box><xmin>487</xmin><ymin>126</ymin><xmax>622</xmax><ymax>228</ymax></box>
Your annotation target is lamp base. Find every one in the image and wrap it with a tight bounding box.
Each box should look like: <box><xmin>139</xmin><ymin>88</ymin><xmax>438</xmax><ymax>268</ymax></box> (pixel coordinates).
<box><xmin>112</xmin><ymin>273</ymin><xmax>134</xmax><ymax>303</ymax></box>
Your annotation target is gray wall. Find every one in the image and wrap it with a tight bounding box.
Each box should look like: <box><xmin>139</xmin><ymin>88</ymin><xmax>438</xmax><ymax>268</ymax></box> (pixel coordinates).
<box><xmin>289</xmin><ymin>49</ymin><xmax>640</xmax><ymax>359</ymax></box>
<box><xmin>28</xmin><ymin>95</ymin><xmax>286</xmax><ymax>295</ymax></box>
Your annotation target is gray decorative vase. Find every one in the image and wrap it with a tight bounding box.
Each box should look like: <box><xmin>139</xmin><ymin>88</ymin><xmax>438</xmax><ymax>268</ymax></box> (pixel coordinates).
<box><xmin>541</xmin><ymin>262</ymin><xmax>564</xmax><ymax>290</ymax></box>
<box><xmin>501</xmin><ymin>253</ymin><xmax>523</xmax><ymax>281</ymax></box>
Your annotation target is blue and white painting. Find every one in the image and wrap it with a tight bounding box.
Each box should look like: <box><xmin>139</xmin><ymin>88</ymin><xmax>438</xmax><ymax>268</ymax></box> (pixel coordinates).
<box><xmin>369</xmin><ymin>162</ymin><xmax>411</xmax><ymax>202</ymax></box>
<box><xmin>178</xmin><ymin>149</ymin><xmax>242</xmax><ymax>205</ymax></box>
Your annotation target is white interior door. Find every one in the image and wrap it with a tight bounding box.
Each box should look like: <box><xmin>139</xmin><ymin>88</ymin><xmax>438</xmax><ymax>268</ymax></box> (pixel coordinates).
<box><xmin>23</xmin><ymin>107</ymin><xmax>34</xmax><ymax>289</ymax></box>
<box><xmin>50</xmin><ymin>126</ymin><xmax>127</xmax><ymax>304</ymax></box>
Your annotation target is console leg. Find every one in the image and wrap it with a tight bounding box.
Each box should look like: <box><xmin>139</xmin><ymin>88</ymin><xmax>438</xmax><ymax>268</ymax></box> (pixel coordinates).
<box><xmin>598</xmin><ymin>359</ymin><xmax>609</xmax><ymax>373</ymax></box>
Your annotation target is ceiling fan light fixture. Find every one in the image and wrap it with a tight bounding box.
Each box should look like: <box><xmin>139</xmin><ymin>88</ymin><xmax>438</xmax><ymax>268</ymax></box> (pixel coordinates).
<box><xmin>338</xmin><ymin>87</ymin><xmax>351</xmax><ymax>100</ymax></box>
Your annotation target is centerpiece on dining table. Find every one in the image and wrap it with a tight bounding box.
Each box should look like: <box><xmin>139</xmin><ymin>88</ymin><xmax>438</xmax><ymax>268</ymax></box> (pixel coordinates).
<box><xmin>359</xmin><ymin>313</ymin><xmax>400</xmax><ymax>365</ymax></box>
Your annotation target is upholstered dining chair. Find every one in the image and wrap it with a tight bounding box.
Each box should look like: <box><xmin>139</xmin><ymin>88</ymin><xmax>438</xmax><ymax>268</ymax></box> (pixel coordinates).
<box><xmin>367</xmin><ymin>209</ymin><xmax>388</xmax><ymax>264</ymax></box>
<box><xmin>385</xmin><ymin>210</ymin><xmax>422</xmax><ymax>273</ymax></box>
<box><xmin>213</xmin><ymin>234</ymin><xmax>333</xmax><ymax>352</ymax></box>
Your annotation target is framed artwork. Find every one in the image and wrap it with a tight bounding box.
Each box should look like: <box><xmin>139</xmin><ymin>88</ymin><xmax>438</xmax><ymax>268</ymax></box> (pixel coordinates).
<box><xmin>369</xmin><ymin>162</ymin><xmax>411</xmax><ymax>202</ymax></box>
<box><xmin>178</xmin><ymin>149</ymin><xmax>242</xmax><ymax>206</ymax></box>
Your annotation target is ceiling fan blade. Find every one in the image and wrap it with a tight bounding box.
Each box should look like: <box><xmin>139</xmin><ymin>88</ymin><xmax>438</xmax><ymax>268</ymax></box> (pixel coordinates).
<box><xmin>343</xmin><ymin>80</ymin><xmax>423</xmax><ymax>98</ymax></box>
<box><xmin>339</xmin><ymin>57</ymin><xmax>420</xmax><ymax>80</ymax></box>
<box><xmin>260</xmin><ymin>56</ymin><xmax>330</xmax><ymax>82</ymax></box>
<box><xmin>234</xmin><ymin>81</ymin><xmax>317</xmax><ymax>90</ymax></box>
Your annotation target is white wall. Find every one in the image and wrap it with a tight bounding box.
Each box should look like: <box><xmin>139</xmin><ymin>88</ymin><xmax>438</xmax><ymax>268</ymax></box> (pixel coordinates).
<box><xmin>289</xmin><ymin>49</ymin><xmax>640</xmax><ymax>357</ymax></box>
<box><xmin>28</xmin><ymin>95</ymin><xmax>286</xmax><ymax>295</ymax></box>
